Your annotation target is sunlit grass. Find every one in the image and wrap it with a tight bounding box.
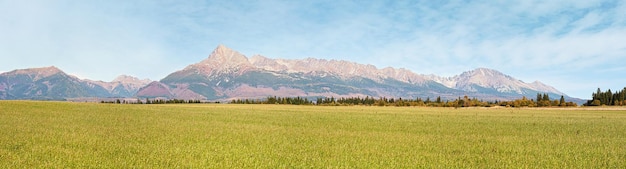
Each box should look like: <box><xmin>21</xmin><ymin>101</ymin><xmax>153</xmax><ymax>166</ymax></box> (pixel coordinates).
<box><xmin>1</xmin><ymin>101</ymin><xmax>625</xmax><ymax>168</ymax></box>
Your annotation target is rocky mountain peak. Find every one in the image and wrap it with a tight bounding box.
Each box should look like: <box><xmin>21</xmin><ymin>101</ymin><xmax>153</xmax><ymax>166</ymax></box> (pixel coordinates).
<box><xmin>14</xmin><ymin>66</ymin><xmax>62</xmax><ymax>75</ymax></box>
<box><xmin>181</xmin><ymin>45</ymin><xmax>255</xmax><ymax>76</ymax></box>
<box><xmin>41</xmin><ymin>66</ymin><xmax>62</xmax><ymax>73</ymax></box>
<box><xmin>159</xmin><ymin>45</ymin><xmax>253</xmax><ymax>81</ymax></box>
<box><xmin>204</xmin><ymin>45</ymin><xmax>251</xmax><ymax>66</ymax></box>
<box><xmin>249</xmin><ymin>54</ymin><xmax>269</xmax><ymax>63</ymax></box>
<box><xmin>456</xmin><ymin>68</ymin><xmax>510</xmax><ymax>83</ymax></box>
<box><xmin>112</xmin><ymin>75</ymin><xmax>151</xmax><ymax>84</ymax></box>
<box><xmin>456</xmin><ymin>68</ymin><xmax>518</xmax><ymax>84</ymax></box>
<box><xmin>1</xmin><ymin>66</ymin><xmax>66</xmax><ymax>81</ymax></box>
<box><xmin>461</xmin><ymin>68</ymin><xmax>505</xmax><ymax>77</ymax></box>
<box><xmin>113</xmin><ymin>75</ymin><xmax>136</xmax><ymax>82</ymax></box>
<box><xmin>249</xmin><ymin>55</ymin><xmax>287</xmax><ymax>72</ymax></box>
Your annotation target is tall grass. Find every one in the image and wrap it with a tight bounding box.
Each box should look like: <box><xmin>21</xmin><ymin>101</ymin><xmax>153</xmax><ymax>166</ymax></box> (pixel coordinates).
<box><xmin>1</xmin><ymin>101</ymin><xmax>625</xmax><ymax>168</ymax></box>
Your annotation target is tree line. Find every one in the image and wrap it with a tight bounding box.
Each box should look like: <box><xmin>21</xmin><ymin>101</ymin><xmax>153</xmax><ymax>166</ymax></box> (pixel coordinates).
<box><xmin>101</xmin><ymin>98</ymin><xmax>209</xmax><ymax>104</ymax></box>
<box><xmin>585</xmin><ymin>87</ymin><xmax>626</xmax><ymax>106</ymax></box>
<box><xmin>98</xmin><ymin>86</ymin><xmax>626</xmax><ymax>107</ymax></box>
<box><xmin>230</xmin><ymin>94</ymin><xmax>577</xmax><ymax>107</ymax></box>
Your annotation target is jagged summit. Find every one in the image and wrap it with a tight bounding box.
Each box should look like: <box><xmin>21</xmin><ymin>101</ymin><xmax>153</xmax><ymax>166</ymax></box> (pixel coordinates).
<box><xmin>465</xmin><ymin>68</ymin><xmax>507</xmax><ymax>77</ymax></box>
<box><xmin>41</xmin><ymin>66</ymin><xmax>62</xmax><ymax>72</ymax></box>
<box><xmin>113</xmin><ymin>75</ymin><xmax>136</xmax><ymax>82</ymax></box>
<box><xmin>176</xmin><ymin>45</ymin><xmax>255</xmax><ymax>77</ymax></box>
<box><xmin>112</xmin><ymin>75</ymin><xmax>151</xmax><ymax>84</ymax></box>
<box><xmin>453</xmin><ymin>68</ymin><xmax>520</xmax><ymax>92</ymax></box>
<box><xmin>1</xmin><ymin>66</ymin><xmax>66</xmax><ymax>81</ymax></box>
<box><xmin>4</xmin><ymin>66</ymin><xmax>62</xmax><ymax>75</ymax></box>
<box><xmin>456</xmin><ymin>68</ymin><xmax>515</xmax><ymax>82</ymax></box>
<box><xmin>249</xmin><ymin>55</ymin><xmax>288</xmax><ymax>71</ymax></box>
<box><xmin>203</xmin><ymin>45</ymin><xmax>251</xmax><ymax>66</ymax></box>
<box><xmin>213</xmin><ymin>44</ymin><xmax>236</xmax><ymax>55</ymax></box>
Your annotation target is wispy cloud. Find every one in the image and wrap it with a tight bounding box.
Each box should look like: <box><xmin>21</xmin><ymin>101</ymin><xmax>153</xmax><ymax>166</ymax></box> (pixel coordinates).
<box><xmin>355</xmin><ymin>1</ymin><xmax>625</xmax><ymax>98</ymax></box>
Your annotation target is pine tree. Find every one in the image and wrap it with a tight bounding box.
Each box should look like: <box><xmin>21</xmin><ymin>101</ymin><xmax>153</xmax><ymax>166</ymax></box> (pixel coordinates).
<box><xmin>542</xmin><ymin>93</ymin><xmax>550</xmax><ymax>102</ymax></box>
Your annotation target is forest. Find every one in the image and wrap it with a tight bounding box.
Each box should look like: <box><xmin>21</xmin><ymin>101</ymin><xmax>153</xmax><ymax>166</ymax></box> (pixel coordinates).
<box><xmin>102</xmin><ymin>87</ymin><xmax>626</xmax><ymax>107</ymax></box>
<box><xmin>585</xmin><ymin>87</ymin><xmax>626</xmax><ymax>106</ymax></box>
<box><xmin>230</xmin><ymin>93</ymin><xmax>578</xmax><ymax>107</ymax></box>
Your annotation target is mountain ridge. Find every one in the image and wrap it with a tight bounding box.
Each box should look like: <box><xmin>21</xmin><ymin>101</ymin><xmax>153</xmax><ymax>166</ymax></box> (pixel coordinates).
<box><xmin>140</xmin><ymin>45</ymin><xmax>573</xmax><ymax>101</ymax></box>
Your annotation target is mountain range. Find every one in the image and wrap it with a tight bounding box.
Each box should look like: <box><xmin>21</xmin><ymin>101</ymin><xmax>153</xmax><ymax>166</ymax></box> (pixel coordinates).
<box><xmin>0</xmin><ymin>66</ymin><xmax>150</xmax><ymax>100</ymax></box>
<box><xmin>1</xmin><ymin>45</ymin><xmax>576</xmax><ymax>102</ymax></box>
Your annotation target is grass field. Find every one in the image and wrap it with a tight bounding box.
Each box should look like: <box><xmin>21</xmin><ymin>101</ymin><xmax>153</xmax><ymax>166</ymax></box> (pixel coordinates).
<box><xmin>1</xmin><ymin>101</ymin><xmax>625</xmax><ymax>168</ymax></box>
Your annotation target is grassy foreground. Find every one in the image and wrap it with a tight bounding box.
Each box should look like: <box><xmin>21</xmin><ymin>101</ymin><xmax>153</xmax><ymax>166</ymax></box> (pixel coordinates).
<box><xmin>1</xmin><ymin>101</ymin><xmax>625</xmax><ymax>168</ymax></box>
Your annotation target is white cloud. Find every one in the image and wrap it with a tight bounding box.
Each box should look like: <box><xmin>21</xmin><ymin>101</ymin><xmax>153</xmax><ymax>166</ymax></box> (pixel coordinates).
<box><xmin>571</xmin><ymin>12</ymin><xmax>603</xmax><ymax>33</ymax></box>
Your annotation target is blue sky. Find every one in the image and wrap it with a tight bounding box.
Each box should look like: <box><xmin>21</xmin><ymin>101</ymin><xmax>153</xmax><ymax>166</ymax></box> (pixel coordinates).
<box><xmin>1</xmin><ymin>0</ymin><xmax>625</xmax><ymax>99</ymax></box>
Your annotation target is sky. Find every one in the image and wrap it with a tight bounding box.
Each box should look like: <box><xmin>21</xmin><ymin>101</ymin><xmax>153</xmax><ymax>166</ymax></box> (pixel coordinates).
<box><xmin>1</xmin><ymin>0</ymin><xmax>625</xmax><ymax>99</ymax></box>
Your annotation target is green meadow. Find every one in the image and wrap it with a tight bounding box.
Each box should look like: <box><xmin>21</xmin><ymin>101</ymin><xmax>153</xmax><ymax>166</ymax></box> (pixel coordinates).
<box><xmin>1</xmin><ymin>101</ymin><xmax>625</xmax><ymax>168</ymax></box>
